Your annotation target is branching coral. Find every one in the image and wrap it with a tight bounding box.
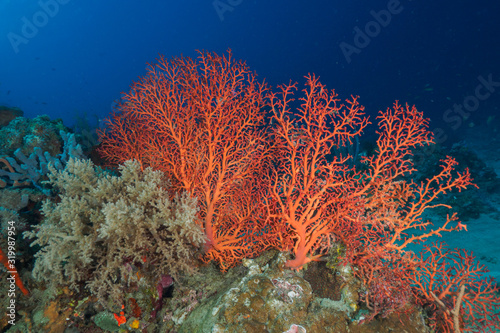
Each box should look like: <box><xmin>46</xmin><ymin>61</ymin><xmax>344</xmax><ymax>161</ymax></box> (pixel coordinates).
<box><xmin>24</xmin><ymin>158</ymin><xmax>205</xmax><ymax>306</ymax></box>
<box><xmin>94</xmin><ymin>51</ymin><xmax>499</xmax><ymax>330</ymax></box>
<box><xmin>98</xmin><ymin>50</ymin><xmax>276</xmax><ymax>270</ymax></box>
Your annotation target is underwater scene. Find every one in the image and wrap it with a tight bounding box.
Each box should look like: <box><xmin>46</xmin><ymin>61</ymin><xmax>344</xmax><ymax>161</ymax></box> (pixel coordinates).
<box><xmin>0</xmin><ymin>1</ymin><xmax>499</xmax><ymax>332</ymax></box>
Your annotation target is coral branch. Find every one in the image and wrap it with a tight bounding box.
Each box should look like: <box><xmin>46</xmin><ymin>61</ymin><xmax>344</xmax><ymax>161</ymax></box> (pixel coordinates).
<box><xmin>267</xmin><ymin>74</ymin><xmax>369</xmax><ymax>269</ymax></box>
<box><xmin>0</xmin><ymin>247</ymin><xmax>29</xmax><ymax>296</ymax></box>
<box><xmin>99</xmin><ymin>50</ymin><xmax>275</xmax><ymax>269</ymax></box>
<box><xmin>407</xmin><ymin>243</ymin><xmax>500</xmax><ymax>332</ymax></box>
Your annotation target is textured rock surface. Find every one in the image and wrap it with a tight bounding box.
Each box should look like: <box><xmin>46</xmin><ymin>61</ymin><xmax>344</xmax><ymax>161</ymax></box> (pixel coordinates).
<box><xmin>164</xmin><ymin>251</ymin><xmax>430</xmax><ymax>333</ymax></box>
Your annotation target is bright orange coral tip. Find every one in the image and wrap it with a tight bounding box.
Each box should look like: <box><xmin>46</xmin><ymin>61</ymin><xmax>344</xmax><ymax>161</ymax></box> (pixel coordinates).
<box><xmin>114</xmin><ymin>313</ymin><xmax>126</xmax><ymax>326</ymax></box>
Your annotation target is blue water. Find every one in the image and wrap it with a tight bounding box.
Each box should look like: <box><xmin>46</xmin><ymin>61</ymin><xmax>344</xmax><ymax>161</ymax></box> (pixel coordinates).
<box><xmin>1</xmin><ymin>1</ymin><xmax>498</xmax><ymax>131</ymax></box>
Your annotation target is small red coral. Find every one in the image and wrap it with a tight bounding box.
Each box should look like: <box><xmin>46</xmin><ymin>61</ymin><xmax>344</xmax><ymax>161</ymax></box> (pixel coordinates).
<box><xmin>113</xmin><ymin>311</ymin><xmax>126</xmax><ymax>326</ymax></box>
<box><xmin>129</xmin><ymin>298</ymin><xmax>142</xmax><ymax>318</ymax></box>
<box><xmin>0</xmin><ymin>247</ymin><xmax>29</xmax><ymax>296</ymax></box>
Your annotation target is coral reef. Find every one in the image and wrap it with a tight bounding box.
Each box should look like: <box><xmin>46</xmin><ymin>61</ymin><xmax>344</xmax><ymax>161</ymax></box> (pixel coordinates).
<box><xmin>24</xmin><ymin>158</ymin><xmax>205</xmax><ymax>308</ymax></box>
<box><xmin>412</xmin><ymin>140</ymin><xmax>500</xmax><ymax>220</ymax></box>
<box><xmin>0</xmin><ymin>105</ymin><xmax>23</xmax><ymax>127</ymax></box>
<box><xmin>157</xmin><ymin>251</ymin><xmax>429</xmax><ymax>333</ymax></box>
<box><xmin>98</xmin><ymin>50</ymin><xmax>276</xmax><ymax>271</ymax></box>
<box><xmin>0</xmin><ymin>115</ymin><xmax>65</xmax><ymax>157</ymax></box>
<box><xmin>95</xmin><ymin>50</ymin><xmax>499</xmax><ymax>332</ymax></box>
<box><xmin>0</xmin><ymin>130</ymin><xmax>85</xmax><ymax>193</ymax></box>
<box><xmin>2</xmin><ymin>52</ymin><xmax>498</xmax><ymax>332</ymax></box>
<box><xmin>71</xmin><ymin>112</ymin><xmax>100</xmax><ymax>153</ymax></box>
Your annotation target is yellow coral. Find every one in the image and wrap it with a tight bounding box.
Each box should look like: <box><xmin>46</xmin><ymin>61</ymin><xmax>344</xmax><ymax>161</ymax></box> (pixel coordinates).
<box><xmin>130</xmin><ymin>319</ymin><xmax>140</xmax><ymax>329</ymax></box>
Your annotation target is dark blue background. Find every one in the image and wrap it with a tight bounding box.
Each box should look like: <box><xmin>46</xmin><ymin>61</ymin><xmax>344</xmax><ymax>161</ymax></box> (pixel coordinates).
<box><xmin>1</xmin><ymin>0</ymin><xmax>499</xmax><ymax>145</ymax></box>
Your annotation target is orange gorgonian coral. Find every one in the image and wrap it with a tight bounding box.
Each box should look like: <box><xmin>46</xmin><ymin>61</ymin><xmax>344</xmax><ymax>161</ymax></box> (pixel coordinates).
<box><xmin>99</xmin><ymin>50</ymin><xmax>277</xmax><ymax>270</ymax></box>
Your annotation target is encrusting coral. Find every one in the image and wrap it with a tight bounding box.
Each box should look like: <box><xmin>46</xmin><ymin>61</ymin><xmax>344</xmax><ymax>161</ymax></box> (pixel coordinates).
<box><xmin>24</xmin><ymin>158</ymin><xmax>205</xmax><ymax>307</ymax></box>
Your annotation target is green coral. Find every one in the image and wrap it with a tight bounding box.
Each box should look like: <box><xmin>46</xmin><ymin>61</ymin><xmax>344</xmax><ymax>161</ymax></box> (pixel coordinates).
<box><xmin>93</xmin><ymin>311</ymin><xmax>120</xmax><ymax>332</ymax></box>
